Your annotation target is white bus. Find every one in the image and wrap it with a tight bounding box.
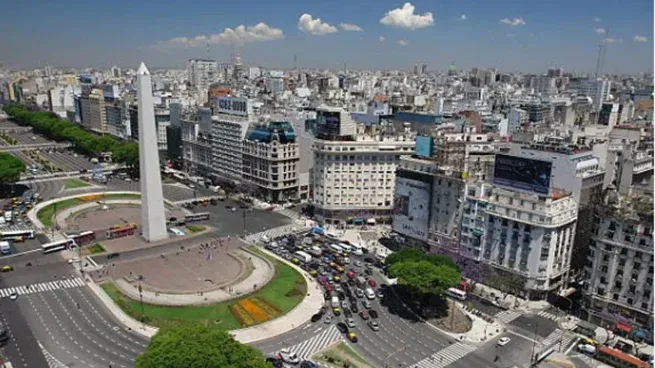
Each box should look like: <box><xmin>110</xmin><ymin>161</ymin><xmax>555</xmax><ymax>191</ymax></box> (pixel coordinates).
<box><xmin>328</xmin><ymin>244</ymin><xmax>344</xmax><ymax>254</ymax></box>
<box><xmin>1</xmin><ymin>229</ymin><xmax>35</xmax><ymax>240</ymax></box>
<box><xmin>445</xmin><ymin>287</ymin><xmax>467</xmax><ymax>301</ymax></box>
<box><xmin>42</xmin><ymin>239</ymin><xmax>76</xmax><ymax>254</ymax></box>
<box><xmin>338</xmin><ymin>243</ymin><xmax>352</xmax><ymax>253</ymax></box>
<box><xmin>184</xmin><ymin>212</ymin><xmax>210</xmax><ymax>222</ymax></box>
<box><xmin>168</xmin><ymin>227</ymin><xmax>186</xmax><ymax>236</ymax></box>
<box><xmin>294</xmin><ymin>251</ymin><xmax>312</xmax><ymax>263</ymax></box>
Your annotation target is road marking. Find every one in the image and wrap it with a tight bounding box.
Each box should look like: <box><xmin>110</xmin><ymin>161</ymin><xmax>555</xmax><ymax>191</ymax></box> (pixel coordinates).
<box><xmin>0</xmin><ymin>248</ymin><xmax>41</xmax><ymax>259</ymax></box>
<box><xmin>507</xmin><ymin>330</ymin><xmax>541</xmax><ymax>344</ymax></box>
<box><xmin>414</xmin><ymin>342</ymin><xmax>477</xmax><ymax>368</ymax></box>
<box><xmin>0</xmin><ymin>277</ymin><xmax>86</xmax><ymax>298</ymax></box>
<box><xmin>279</xmin><ymin>325</ymin><xmax>343</xmax><ymax>361</ymax></box>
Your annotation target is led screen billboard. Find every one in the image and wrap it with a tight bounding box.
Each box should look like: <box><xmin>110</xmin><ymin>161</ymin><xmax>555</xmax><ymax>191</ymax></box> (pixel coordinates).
<box><xmin>392</xmin><ymin>176</ymin><xmax>431</xmax><ymax>241</ymax></box>
<box><xmin>492</xmin><ymin>154</ymin><xmax>552</xmax><ymax>194</ymax></box>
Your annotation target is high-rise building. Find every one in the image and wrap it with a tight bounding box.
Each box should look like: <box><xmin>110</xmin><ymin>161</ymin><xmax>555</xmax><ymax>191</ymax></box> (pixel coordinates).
<box><xmin>242</xmin><ymin>121</ymin><xmax>300</xmax><ymax>202</ymax></box>
<box><xmin>211</xmin><ymin>96</ymin><xmax>253</xmax><ymax>181</ymax></box>
<box><xmin>582</xmin><ymin>190</ymin><xmax>653</xmax><ymax>342</ymax></box>
<box><xmin>575</xmin><ymin>79</ymin><xmax>612</xmax><ymax>112</ymax></box>
<box><xmin>187</xmin><ymin>59</ymin><xmax>218</xmax><ymax>92</ymax></box>
<box><xmin>88</xmin><ymin>88</ymin><xmax>107</xmax><ymax>133</ymax></box>
<box><xmin>136</xmin><ymin>62</ymin><xmax>168</xmax><ymax>242</ymax></box>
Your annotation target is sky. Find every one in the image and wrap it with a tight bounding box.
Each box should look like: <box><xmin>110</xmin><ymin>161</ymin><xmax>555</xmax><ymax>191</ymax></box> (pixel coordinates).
<box><xmin>1</xmin><ymin>0</ymin><xmax>653</xmax><ymax>74</ymax></box>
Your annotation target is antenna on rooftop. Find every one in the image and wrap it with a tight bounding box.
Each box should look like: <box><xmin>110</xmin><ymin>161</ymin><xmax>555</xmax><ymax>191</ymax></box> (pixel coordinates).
<box><xmin>595</xmin><ymin>29</ymin><xmax>609</xmax><ymax>78</ymax></box>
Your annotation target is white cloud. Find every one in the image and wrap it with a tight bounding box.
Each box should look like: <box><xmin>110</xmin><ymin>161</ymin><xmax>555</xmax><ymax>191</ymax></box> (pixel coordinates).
<box><xmin>593</xmin><ymin>17</ymin><xmax>601</xmax><ymax>22</ymax></box>
<box><xmin>340</xmin><ymin>23</ymin><xmax>363</xmax><ymax>32</ymax></box>
<box><xmin>398</xmin><ymin>40</ymin><xmax>408</xmax><ymax>46</ymax></box>
<box><xmin>460</xmin><ymin>14</ymin><xmax>466</xmax><ymax>20</ymax></box>
<box><xmin>379</xmin><ymin>36</ymin><xmax>386</xmax><ymax>42</ymax></box>
<box><xmin>298</xmin><ymin>14</ymin><xmax>338</xmax><ymax>36</ymax></box>
<box><xmin>499</xmin><ymin>17</ymin><xmax>526</xmax><ymax>26</ymax></box>
<box><xmin>594</xmin><ymin>28</ymin><xmax>607</xmax><ymax>35</ymax></box>
<box><xmin>380</xmin><ymin>3</ymin><xmax>434</xmax><ymax>30</ymax></box>
<box><xmin>633</xmin><ymin>35</ymin><xmax>648</xmax><ymax>42</ymax></box>
<box><xmin>153</xmin><ymin>23</ymin><xmax>283</xmax><ymax>48</ymax></box>
<box><xmin>603</xmin><ymin>37</ymin><xmax>619</xmax><ymax>44</ymax></box>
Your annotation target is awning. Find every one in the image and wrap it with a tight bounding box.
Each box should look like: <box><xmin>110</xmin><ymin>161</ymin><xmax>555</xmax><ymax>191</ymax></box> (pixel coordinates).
<box><xmin>615</xmin><ymin>323</ymin><xmax>632</xmax><ymax>333</ymax></box>
<box><xmin>633</xmin><ymin>329</ymin><xmax>647</xmax><ymax>338</ymax></box>
<box><xmin>353</xmin><ymin>218</ymin><xmax>364</xmax><ymax>224</ymax></box>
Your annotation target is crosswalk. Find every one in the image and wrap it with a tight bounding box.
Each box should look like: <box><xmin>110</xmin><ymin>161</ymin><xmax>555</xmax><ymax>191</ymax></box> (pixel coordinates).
<box><xmin>0</xmin><ymin>277</ymin><xmax>85</xmax><ymax>298</ymax></box>
<box><xmin>245</xmin><ymin>224</ymin><xmax>305</xmax><ymax>243</ymax></box>
<box><xmin>39</xmin><ymin>342</ymin><xmax>68</xmax><ymax>368</ymax></box>
<box><xmin>284</xmin><ymin>325</ymin><xmax>343</xmax><ymax>361</ymax></box>
<box><xmin>275</xmin><ymin>208</ymin><xmax>302</xmax><ymax>220</ymax></box>
<box><xmin>536</xmin><ymin>310</ymin><xmax>561</xmax><ymax>322</ymax></box>
<box><xmin>0</xmin><ymin>224</ymin><xmax>35</xmax><ymax>232</ymax></box>
<box><xmin>540</xmin><ymin>329</ymin><xmax>577</xmax><ymax>351</ymax></box>
<box><xmin>495</xmin><ymin>310</ymin><xmax>522</xmax><ymax>324</ymax></box>
<box><xmin>413</xmin><ymin>342</ymin><xmax>477</xmax><ymax>368</ymax></box>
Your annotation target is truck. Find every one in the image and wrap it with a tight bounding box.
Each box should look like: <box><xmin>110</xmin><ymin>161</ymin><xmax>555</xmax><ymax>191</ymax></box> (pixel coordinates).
<box><xmin>0</xmin><ymin>241</ymin><xmax>10</xmax><ymax>255</ymax></box>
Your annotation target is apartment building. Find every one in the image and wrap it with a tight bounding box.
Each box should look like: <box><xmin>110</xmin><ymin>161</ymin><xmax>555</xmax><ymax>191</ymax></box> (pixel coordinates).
<box><xmin>211</xmin><ymin>96</ymin><xmax>253</xmax><ymax>181</ymax></box>
<box><xmin>242</xmin><ymin>121</ymin><xmax>300</xmax><ymax>201</ymax></box>
<box><xmin>181</xmin><ymin>110</ymin><xmax>212</xmax><ymax>178</ymax></box>
<box><xmin>311</xmin><ymin>106</ymin><xmax>414</xmax><ymax>225</ymax></box>
<box><xmin>583</xmin><ymin>190</ymin><xmax>653</xmax><ymax>343</ymax></box>
<box><xmin>87</xmin><ymin>88</ymin><xmax>107</xmax><ymax>133</ymax></box>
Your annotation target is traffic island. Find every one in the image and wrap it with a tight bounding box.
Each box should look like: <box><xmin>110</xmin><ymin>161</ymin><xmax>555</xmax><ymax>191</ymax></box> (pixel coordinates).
<box><xmin>314</xmin><ymin>342</ymin><xmax>375</xmax><ymax>368</ymax></box>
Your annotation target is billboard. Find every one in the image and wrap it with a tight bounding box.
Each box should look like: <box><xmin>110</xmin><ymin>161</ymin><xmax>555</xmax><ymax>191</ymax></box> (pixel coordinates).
<box><xmin>492</xmin><ymin>154</ymin><xmax>552</xmax><ymax>194</ymax></box>
<box><xmin>217</xmin><ymin>96</ymin><xmax>250</xmax><ymax>117</ymax></box>
<box><xmin>393</xmin><ymin>176</ymin><xmax>431</xmax><ymax>241</ymax></box>
<box><xmin>415</xmin><ymin>136</ymin><xmax>434</xmax><ymax>158</ymax></box>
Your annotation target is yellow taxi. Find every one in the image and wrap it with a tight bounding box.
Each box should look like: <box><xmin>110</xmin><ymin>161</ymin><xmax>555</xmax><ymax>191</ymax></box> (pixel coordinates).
<box><xmin>332</xmin><ymin>307</ymin><xmax>341</xmax><ymax>315</ymax></box>
<box><xmin>333</xmin><ymin>275</ymin><xmax>341</xmax><ymax>282</ymax></box>
<box><xmin>347</xmin><ymin>332</ymin><xmax>358</xmax><ymax>342</ymax></box>
<box><xmin>329</xmin><ymin>262</ymin><xmax>337</xmax><ymax>269</ymax></box>
<box><xmin>335</xmin><ymin>265</ymin><xmax>345</xmax><ymax>273</ymax></box>
<box><xmin>1</xmin><ymin>266</ymin><xmax>14</xmax><ymax>273</ymax></box>
<box><xmin>309</xmin><ymin>270</ymin><xmax>318</xmax><ymax>277</ymax></box>
<box><xmin>295</xmin><ymin>244</ymin><xmax>304</xmax><ymax>250</ymax></box>
<box><xmin>291</xmin><ymin>258</ymin><xmax>300</xmax><ymax>264</ymax></box>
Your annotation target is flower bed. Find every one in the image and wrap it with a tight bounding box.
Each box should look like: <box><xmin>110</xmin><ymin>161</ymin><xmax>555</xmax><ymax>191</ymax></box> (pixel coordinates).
<box><xmin>250</xmin><ymin>297</ymin><xmax>282</xmax><ymax>318</ymax></box>
<box><xmin>238</xmin><ymin>299</ymin><xmax>270</xmax><ymax>323</ymax></box>
<box><xmin>229</xmin><ymin>303</ymin><xmax>255</xmax><ymax>327</ymax></box>
<box><xmin>80</xmin><ymin>194</ymin><xmax>101</xmax><ymax>201</ymax></box>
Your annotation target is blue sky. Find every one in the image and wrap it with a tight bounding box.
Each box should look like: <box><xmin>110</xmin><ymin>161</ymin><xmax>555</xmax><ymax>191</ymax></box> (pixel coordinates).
<box><xmin>2</xmin><ymin>0</ymin><xmax>652</xmax><ymax>73</ymax></box>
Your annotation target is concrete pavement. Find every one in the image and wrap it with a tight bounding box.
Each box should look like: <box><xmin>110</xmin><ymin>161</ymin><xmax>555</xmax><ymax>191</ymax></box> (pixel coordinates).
<box><xmin>111</xmin><ymin>247</ymin><xmax>275</xmax><ymax>306</ymax></box>
<box><xmin>470</xmin><ymin>281</ymin><xmax>550</xmax><ymax>313</ymax></box>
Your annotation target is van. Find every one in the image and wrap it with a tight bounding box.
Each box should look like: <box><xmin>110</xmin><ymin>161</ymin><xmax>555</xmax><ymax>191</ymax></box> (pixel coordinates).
<box><xmin>329</xmin><ymin>244</ymin><xmax>343</xmax><ymax>253</ymax></box>
<box><xmin>3</xmin><ymin>212</ymin><xmax>11</xmax><ymax>222</ymax></box>
<box><xmin>339</xmin><ymin>243</ymin><xmax>352</xmax><ymax>253</ymax></box>
<box><xmin>331</xmin><ymin>296</ymin><xmax>340</xmax><ymax>308</ymax></box>
<box><xmin>365</xmin><ymin>288</ymin><xmax>375</xmax><ymax>300</ymax></box>
<box><xmin>310</xmin><ymin>246</ymin><xmax>322</xmax><ymax>256</ymax></box>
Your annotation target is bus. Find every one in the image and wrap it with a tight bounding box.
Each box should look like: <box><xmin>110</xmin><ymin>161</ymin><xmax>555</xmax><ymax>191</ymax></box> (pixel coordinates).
<box><xmin>106</xmin><ymin>224</ymin><xmax>137</xmax><ymax>239</ymax></box>
<box><xmin>66</xmin><ymin>231</ymin><xmax>96</xmax><ymax>246</ymax></box>
<box><xmin>339</xmin><ymin>243</ymin><xmax>352</xmax><ymax>253</ymax></box>
<box><xmin>596</xmin><ymin>346</ymin><xmax>650</xmax><ymax>368</ymax></box>
<box><xmin>0</xmin><ymin>241</ymin><xmax>10</xmax><ymax>255</ymax></box>
<box><xmin>184</xmin><ymin>212</ymin><xmax>210</xmax><ymax>222</ymax></box>
<box><xmin>328</xmin><ymin>244</ymin><xmax>344</xmax><ymax>254</ymax></box>
<box><xmin>42</xmin><ymin>239</ymin><xmax>76</xmax><ymax>254</ymax></box>
<box><xmin>445</xmin><ymin>287</ymin><xmax>467</xmax><ymax>301</ymax></box>
<box><xmin>294</xmin><ymin>251</ymin><xmax>312</xmax><ymax>263</ymax></box>
<box><xmin>0</xmin><ymin>230</ymin><xmax>35</xmax><ymax>240</ymax></box>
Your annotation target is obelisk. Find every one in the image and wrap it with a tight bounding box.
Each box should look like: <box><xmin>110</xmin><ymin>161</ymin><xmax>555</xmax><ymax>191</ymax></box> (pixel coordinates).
<box><xmin>136</xmin><ymin>62</ymin><xmax>168</xmax><ymax>242</ymax></box>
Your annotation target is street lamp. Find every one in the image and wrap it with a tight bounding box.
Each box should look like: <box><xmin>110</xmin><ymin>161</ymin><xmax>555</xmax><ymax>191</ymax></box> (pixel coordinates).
<box><xmin>529</xmin><ymin>322</ymin><xmax>540</xmax><ymax>366</ymax></box>
<box><xmin>138</xmin><ymin>282</ymin><xmax>145</xmax><ymax>328</ymax></box>
<box><xmin>242</xmin><ymin>209</ymin><xmax>247</xmax><ymax>237</ymax></box>
<box><xmin>384</xmin><ymin>345</ymin><xmax>407</xmax><ymax>368</ymax></box>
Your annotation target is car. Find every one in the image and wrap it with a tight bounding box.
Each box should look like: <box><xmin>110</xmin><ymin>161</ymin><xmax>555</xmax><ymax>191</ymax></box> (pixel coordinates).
<box><xmin>376</xmin><ymin>290</ymin><xmax>384</xmax><ymax>298</ymax></box>
<box><xmin>266</xmin><ymin>357</ymin><xmax>284</xmax><ymax>368</ymax></box>
<box><xmin>350</xmin><ymin>304</ymin><xmax>359</xmax><ymax>313</ymax></box>
<box><xmin>343</xmin><ymin>308</ymin><xmax>352</xmax><ymax>318</ymax></box>
<box><xmin>324</xmin><ymin>315</ymin><xmax>332</xmax><ymax>324</ymax></box>
<box><xmin>9</xmin><ymin>292</ymin><xmax>17</xmax><ymax>300</ymax></box>
<box><xmin>347</xmin><ymin>332</ymin><xmax>358</xmax><ymax>342</ymax></box>
<box><xmin>336</xmin><ymin>322</ymin><xmax>348</xmax><ymax>333</ymax></box>
<box><xmin>362</xmin><ymin>300</ymin><xmax>372</xmax><ymax>309</ymax></box>
<box><xmin>355</xmin><ymin>261</ymin><xmax>362</xmax><ymax>267</ymax></box>
<box><xmin>341</xmin><ymin>300</ymin><xmax>349</xmax><ymax>309</ymax></box>
<box><xmin>311</xmin><ymin>313</ymin><xmax>322</xmax><ymax>323</ymax></box>
<box><xmin>300</xmin><ymin>361</ymin><xmax>320</xmax><ymax>368</ymax></box>
<box><xmin>355</xmin><ymin>289</ymin><xmax>364</xmax><ymax>298</ymax></box>
<box><xmin>346</xmin><ymin>318</ymin><xmax>356</xmax><ymax>328</ymax></box>
<box><xmin>369</xmin><ymin>310</ymin><xmax>378</xmax><ymax>319</ymax></box>
<box><xmin>368</xmin><ymin>320</ymin><xmax>380</xmax><ymax>331</ymax></box>
<box><xmin>497</xmin><ymin>337</ymin><xmax>511</xmax><ymax>347</ymax></box>
<box><xmin>368</xmin><ymin>279</ymin><xmax>377</xmax><ymax>288</ymax></box>
<box><xmin>1</xmin><ymin>266</ymin><xmax>13</xmax><ymax>273</ymax></box>
<box><xmin>277</xmin><ymin>349</ymin><xmax>300</xmax><ymax>364</ymax></box>
<box><xmin>332</xmin><ymin>307</ymin><xmax>341</xmax><ymax>316</ymax></box>
<box><xmin>359</xmin><ymin>311</ymin><xmax>369</xmax><ymax>320</ymax></box>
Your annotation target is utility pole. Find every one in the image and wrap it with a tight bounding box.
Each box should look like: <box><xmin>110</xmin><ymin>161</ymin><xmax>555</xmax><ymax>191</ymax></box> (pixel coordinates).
<box><xmin>242</xmin><ymin>209</ymin><xmax>247</xmax><ymax>237</ymax></box>
<box><xmin>530</xmin><ymin>322</ymin><xmax>540</xmax><ymax>366</ymax></box>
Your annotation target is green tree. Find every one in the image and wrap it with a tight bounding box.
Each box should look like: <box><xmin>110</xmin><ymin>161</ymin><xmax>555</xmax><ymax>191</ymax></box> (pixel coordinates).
<box><xmin>0</xmin><ymin>153</ymin><xmax>25</xmax><ymax>194</ymax></box>
<box><xmin>135</xmin><ymin>324</ymin><xmax>271</xmax><ymax>368</ymax></box>
<box><xmin>385</xmin><ymin>248</ymin><xmax>426</xmax><ymax>266</ymax></box>
<box><xmin>389</xmin><ymin>260</ymin><xmax>461</xmax><ymax>295</ymax></box>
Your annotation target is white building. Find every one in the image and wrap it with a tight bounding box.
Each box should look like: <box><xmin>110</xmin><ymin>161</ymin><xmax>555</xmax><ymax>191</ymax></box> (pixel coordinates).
<box><xmin>181</xmin><ymin>111</ymin><xmax>213</xmax><ymax>178</ymax></box>
<box><xmin>576</xmin><ymin>79</ymin><xmax>611</xmax><ymax>112</ymax></box>
<box><xmin>583</xmin><ymin>191</ymin><xmax>653</xmax><ymax>341</ymax></box>
<box><xmin>211</xmin><ymin>96</ymin><xmax>253</xmax><ymax>181</ymax></box>
<box><xmin>48</xmin><ymin>86</ymin><xmax>75</xmax><ymax>118</ymax></box>
<box><xmin>508</xmin><ymin>106</ymin><xmax>528</xmax><ymax>133</ymax></box>
<box><xmin>187</xmin><ymin>59</ymin><xmax>218</xmax><ymax>92</ymax></box>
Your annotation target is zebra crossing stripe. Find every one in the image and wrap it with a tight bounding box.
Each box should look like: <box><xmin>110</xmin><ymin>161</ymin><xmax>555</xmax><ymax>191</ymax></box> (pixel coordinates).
<box><xmin>414</xmin><ymin>342</ymin><xmax>477</xmax><ymax>368</ymax></box>
<box><xmin>0</xmin><ymin>277</ymin><xmax>86</xmax><ymax>298</ymax></box>
<box><xmin>284</xmin><ymin>326</ymin><xmax>343</xmax><ymax>361</ymax></box>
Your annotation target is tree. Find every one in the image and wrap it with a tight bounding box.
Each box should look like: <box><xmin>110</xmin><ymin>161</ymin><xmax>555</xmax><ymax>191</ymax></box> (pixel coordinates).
<box><xmin>385</xmin><ymin>248</ymin><xmax>425</xmax><ymax>267</ymax></box>
<box><xmin>135</xmin><ymin>324</ymin><xmax>271</xmax><ymax>368</ymax></box>
<box><xmin>389</xmin><ymin>261</ymin><xmax>460</xmax><ymax>296</ymax></box>
<box><xmin>0</xmin><ymin>153</ymin><xmax>25</xmax><ymax>193</ymax></box>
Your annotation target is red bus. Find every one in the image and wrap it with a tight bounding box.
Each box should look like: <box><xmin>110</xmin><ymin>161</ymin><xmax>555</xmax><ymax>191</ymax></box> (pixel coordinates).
<box><xmin>596</xmin><ymin>346</ymin><xmax>650</xmax><ymax>368</ymax></box>
<box><xmin>67</xmin><ymin>231</ymin><xmax>96</xmax><ymax>245</ymax></box>
<box><xmin>106</xmin><ymin>224</ymin><xmax>137</xmax><ymax>239</ymax></box>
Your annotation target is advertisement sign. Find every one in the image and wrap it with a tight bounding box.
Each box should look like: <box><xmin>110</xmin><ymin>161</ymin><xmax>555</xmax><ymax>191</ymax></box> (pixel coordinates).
<box><xmin>392</xmin><ymin>176</ymin><xmax>431</xmax><ymax>241</ymax></box>
<box><xmin>492</xmin><ymin>154</ymin><xmax>552</xmax><ymax>194</ymax></box>
<box><xmin>217</xmin><ymin>96</ymin><xmax>250</xmax><ymax>116</ymax></box>
<box><xmin>415</xmin><ymin>136</ymin><xmax>434</xmax><ymax>158</ymax></box>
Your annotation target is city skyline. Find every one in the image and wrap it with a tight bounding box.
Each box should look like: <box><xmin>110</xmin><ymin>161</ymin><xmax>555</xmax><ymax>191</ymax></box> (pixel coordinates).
<box><xmin>2</xmin><ymin>0</ymin><xmax>653</xmax><ymax>74</ymax></box>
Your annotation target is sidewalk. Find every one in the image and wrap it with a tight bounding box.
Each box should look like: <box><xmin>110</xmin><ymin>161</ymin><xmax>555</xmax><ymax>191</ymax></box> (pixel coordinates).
<box><xmin>112</xmin><ymin>248</ymin><xmax>274</xmax><ymax>306</ymax></box>
<box><xmin>83</xmin><ymin>244</ymin><xmax>324</xmax><ymax>344</ymax></box>
<box><xmin>470</xmin><ymin>282</ymin><xmax>550</xmax><ymax>313</ymax></box>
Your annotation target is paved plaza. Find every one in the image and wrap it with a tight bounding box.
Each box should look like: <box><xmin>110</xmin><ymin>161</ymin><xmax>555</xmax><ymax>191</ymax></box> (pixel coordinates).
<box><xmin>63</xmin><ymin>203</ymin><xmax>185</xmax><ymax>232</ymax></box>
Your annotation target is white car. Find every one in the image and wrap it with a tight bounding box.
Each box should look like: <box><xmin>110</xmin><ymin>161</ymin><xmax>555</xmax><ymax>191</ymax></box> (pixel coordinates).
<box><xmin>346</xmin><ymin>318</ymin><xmax>356</xmax><ymax>328</ymax></box>
<box><xmin>9</xmin><ymin>292</ymin><xmax>17</xmax><ymax>300</ymax></box>
<box><xmin>277</xmin><ymin>349</ymin><xmax>300</xmax><ymax>364</ymax></box>
<box><xmin>497</xmin><ymin>337</ymin><xmax>511</xmax><ymax>346</ymax></box>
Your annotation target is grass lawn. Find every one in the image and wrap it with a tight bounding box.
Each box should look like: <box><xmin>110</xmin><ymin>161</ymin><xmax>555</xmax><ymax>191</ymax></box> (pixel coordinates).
<box><xmin>314</xmin><ymin>342</ymin><xmax>374</xmax><ymax>368</ymax></box>
<box><xmin>86</xmin><ymin>243</ymin><xmax>106</xmax><ymax>254</ymax></box>
<box><xmin>63</xmin><ymin>178</ymin><xmax>91</xmax><ymax>189</ymax></box>
<box><xmin>185</xmin><ymin>225</ymin><xmax>206</xmax><ymax>233</ymax></box>
<box><xmin>100</xmin><ymin>254</ymin><xmax>307</xmax><ymax>329</ymax></box>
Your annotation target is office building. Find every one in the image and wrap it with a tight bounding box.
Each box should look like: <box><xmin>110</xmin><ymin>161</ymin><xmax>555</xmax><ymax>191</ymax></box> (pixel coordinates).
<box><xmin>575</xmin><ymin>79</ymin><xmax>612</xmax><ymax>112</ymax></box>
<box><xmin>242</xmin><ymin>121</ymin><xmax>300</xmax><ymax>201</ymax></box>
<box><xmin>87</xmin><ymin>88</ymin><xmax>107</xmax><ymax>133</ymax></box>
<box><xmin>598</xmin><ymin>103</ymin><xmax>620</xmax><ymax>127</ymax></box>
<box><xmin>583</xmin><ymin>190</ymin><xmax>653</xmax><ymax>343</ymax></box>
<box><xmin>187</xmin><ymin>59</ymin><xmax>218</xmax><ymax>92</ymax></box>
<box><xmin>105</xmin><ymin>99</ymin><xmax>131</xmax><ymax>139</ymax></box>
<box><xmin>211</xmin><ymin>96</ymin><xmax>253</xmax><ymax>181</ymax></box>
<box><xmin>181</xmin><ymin>110</ymin><xmax>213</xmax><ymax>178</ymax></box>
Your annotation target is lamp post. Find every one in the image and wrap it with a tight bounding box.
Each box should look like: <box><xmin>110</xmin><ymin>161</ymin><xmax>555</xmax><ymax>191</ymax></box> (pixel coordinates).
<box><xmin>138</xmin><ymin>282</ymin><xmax>145</xmax><ymax>328</ymax></box>
<box><xmin>384</xmin><ymin>344</ymin><xmax>407</xmax><ymax>368</ymax></box>
<box><xmin>529</xmin><ymin>322</ymin><xmax>540</xmax><ymax>366</ymax></box>
<box><xmin>242</xmin><ymin>209</ymin><xmax>247</xmax><ymax>237</ymax></box>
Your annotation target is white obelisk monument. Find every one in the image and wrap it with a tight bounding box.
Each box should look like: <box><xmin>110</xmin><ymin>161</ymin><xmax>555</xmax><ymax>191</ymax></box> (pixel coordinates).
<box><xmin>136</xmin><ymin>62</ymin><xmax>168</xmax><ymax>242</ymax></box>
